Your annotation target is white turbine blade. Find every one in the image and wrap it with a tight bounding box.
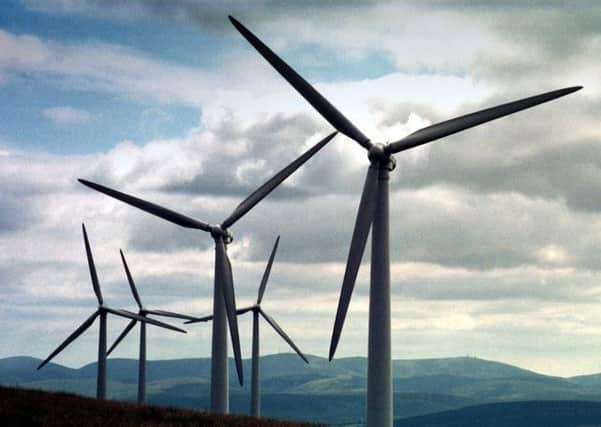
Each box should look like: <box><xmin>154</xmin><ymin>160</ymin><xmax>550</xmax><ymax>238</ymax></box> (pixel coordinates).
<box><xmin>215</xmin><ymin>240</ymin><xmax>244</xmax><ymax>385</ymax></box>
<box><xmin>145</xmin><ymin>309</ymin><xmax>201</xmax><ymax>321</ymax></box>
<box><xmin>104</xmin><ymin>307</ymin><xmax>186</xmax><ymax>333</ymax></box>
<box><xmin>120</xmin><ymin>250</ymin><xmax>143</xmax><ymax>310</ymax></box>
<box><xmin>386</xmin><ymin>86</ymin><xmax>582</xmax><ymax>154</ymax></box>
<box><xmin>82</xmin><ymin>224</ymin><xmax>102</xmax><ymax>305</ymax></box>
<box><xmin>260</xmin><ymin>309</ymin><xmax>308</xmax><ymax>363</ymax></box>
<box><xmin>79</xmin><ymin>179</ymin><xmax>212</xmax><ymax>231</ymax></box>
<box><xmin>257</xmin><ymin>236</ymin><xmax>280</xmax><ymax>305</ymax></box>
<box><xmin>38</xmin><ymin>310</ymin><xmax>99</xmax><ymax>370</ymax></box>
<box><xmin>330</xmin><ymin>166</ymin><xmax>379</xmax><ymax>360</ymax></box>
<box><xmin>230</xmin><ymin>16</ymin><xmax>371</xmax><ymax>149</ymax></box>
<box><xmin>222</xmin><ymin>132</ymin><xmax>337</xmax><ymax>228</ymax></box>
<box><xmin>106</xmin><ymin>318</ymin><xmax>137</xmax><ymax>356</ymax></box>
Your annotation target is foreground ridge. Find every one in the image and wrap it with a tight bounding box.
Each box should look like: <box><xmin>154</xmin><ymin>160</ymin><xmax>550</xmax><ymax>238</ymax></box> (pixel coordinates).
<box><xmin>0</xmin><ymin>385</ymin><xmax>321</xmax><ymax>427</ymax></box>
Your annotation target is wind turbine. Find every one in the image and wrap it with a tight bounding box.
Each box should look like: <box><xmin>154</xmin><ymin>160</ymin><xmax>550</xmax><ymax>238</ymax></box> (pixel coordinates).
<box><xmin>106</xmin><ymin>249</ymin><xmax>199</xmax><ymax>404</ymax></box>
<box><xmin>78</xmin><ymin>130</ymin><xmax>336</xmax><ymax>412</ymax></box>
<box><xmin>186</xmin><ymin>235</ymin><xmax>308</xmax><ymax>417</ymax></box>
<box><xmin>37</xmin><ymin>224</ymin><xmax>186</xmax><ymax>400</ymax></box>
<box><xmin>229</xmin><ymin>15</ymin><xmax>582</xmax><ymax>427</ymax></box>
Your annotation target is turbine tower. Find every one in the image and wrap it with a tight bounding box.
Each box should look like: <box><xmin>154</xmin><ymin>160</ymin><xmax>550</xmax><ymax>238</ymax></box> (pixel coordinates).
<box><xmin>78</xmin><ymin>130</ymin><xmax>336</xmax><ymax>412</ymax></box>
<box><xmin>229</xmin><ymin>15</ymin><xmax>582</xmax><ymax>427</ymax></box>
<box><xmin>106</xmin><ymin>249</ymin><xmax>200</xmax><ymax>404</ymax></box>
<box><xmin>37</xmin><ymin>224</ymin><xmax>186</xmax><ymax>400</ymax></box>
<box><xmin>186</xmin><ymin>235</ymin><xmax>308</xmax><ymax>417</ymax></box>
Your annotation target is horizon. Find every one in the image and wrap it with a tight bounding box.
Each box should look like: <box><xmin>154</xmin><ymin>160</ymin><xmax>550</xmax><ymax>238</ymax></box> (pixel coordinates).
<box><xmin>2</xmin><ymin>350</ymin><xmax>597</xmax><ymax>381</ymax></box>
<box><xmin>1</xmin><ymin>1</ymin><xmax>601</xmax><ymax>378</ymax></box>
<box><xmin>2</xmin><ymin>351</ymin><xmax>584</xmax><ymax>379</ymax></box>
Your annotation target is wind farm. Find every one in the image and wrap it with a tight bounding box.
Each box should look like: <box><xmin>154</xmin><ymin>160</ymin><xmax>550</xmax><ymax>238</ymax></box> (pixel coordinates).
<box><xmin>1</xmin><ymin>2</ymin><xmax>598</xmax><ymax>427</ymax></box>
<box><xmin>78</xmin><ymin>130</ymin><xmax>336</xmax><ymax>412</ymax></box>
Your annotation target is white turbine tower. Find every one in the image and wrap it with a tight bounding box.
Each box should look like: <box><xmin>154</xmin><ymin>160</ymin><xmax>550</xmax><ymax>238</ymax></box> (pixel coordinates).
<box><xmin>229</xmin><ymin>15</ymin><xmax>582</xmax><ymax>427</ymax></box>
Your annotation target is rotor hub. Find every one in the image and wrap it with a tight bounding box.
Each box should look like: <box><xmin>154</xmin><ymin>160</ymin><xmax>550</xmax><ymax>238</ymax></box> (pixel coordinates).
<box><xmin>368</xmin><ymin>143</ymin><xmax>396</xmax><ymax>171</ymax></box>
<box><xmin>210</xmin><ymin>226</ymin><xmax>233</xmax><ymax>243</ymax></box>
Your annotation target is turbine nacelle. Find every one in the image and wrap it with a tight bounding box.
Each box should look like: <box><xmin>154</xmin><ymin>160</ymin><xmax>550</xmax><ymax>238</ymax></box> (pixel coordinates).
<box><xmin>368</xmin><ymin>143</ymin><xmax>396</xmax><ymax>171</ymax></box>
<box><xmin>211</xmin><ymin>226</ymin><xmax>234</xmax><ymax>244</ymax></box>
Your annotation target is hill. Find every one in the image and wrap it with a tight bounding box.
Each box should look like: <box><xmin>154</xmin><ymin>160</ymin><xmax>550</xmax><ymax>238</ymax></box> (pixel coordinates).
<box><xmin>394</xmin><ymin>400</ymin><xmax>601</xmax><ymax>427</ymax></box>
<box><xmin>3</xmin><ymin>354</ymin><xmax>601</xmax><ymax>425</ymax></box>
<box><xmin>0</xmin><ymin>385</ymin><xmax>317</xmax><ymax>426</ymax></box>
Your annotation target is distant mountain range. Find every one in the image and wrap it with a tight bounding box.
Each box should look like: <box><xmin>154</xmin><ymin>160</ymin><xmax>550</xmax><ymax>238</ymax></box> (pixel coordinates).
<box><xmin>2</xmin><ymin>354</ymin><xmax>601</xmax><ymax>426</ymax></box>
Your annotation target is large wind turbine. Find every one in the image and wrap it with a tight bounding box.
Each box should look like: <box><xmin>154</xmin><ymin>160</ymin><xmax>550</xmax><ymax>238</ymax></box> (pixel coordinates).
<box><xmin>78</xmin><ymin>130</ymin><xmax>336</xmax><ymax>412</ymax></box>
<box><xmin>186</xmin><ymin>235</ymin><xmax>308</xmax><ymax>417</ymax></box>
<box><xmin>229</xmin><ymin>15</ymin><xmax>582</xmax><ymax>427</ymax></box>
<box><xmin>37</xmin><ymin>224</ymin><xmax>186</xmax><ymax>400</ymax></box>
<box><xmin>106</xmin><ymin>249</ymin><xmax>199</xmax><ymax>404</ymax></box>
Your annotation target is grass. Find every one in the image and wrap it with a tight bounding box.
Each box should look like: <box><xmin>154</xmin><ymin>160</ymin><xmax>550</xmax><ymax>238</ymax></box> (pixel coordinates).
<box><xmin>0</xmin><ymin>385</ymin><xmax>321</xmax><ymax>427</ymax></box>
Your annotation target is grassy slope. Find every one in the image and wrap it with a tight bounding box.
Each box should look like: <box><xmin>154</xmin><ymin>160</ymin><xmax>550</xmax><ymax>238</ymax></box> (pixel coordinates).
<box><xmin>0</xmin><ymin>385</ymin><xmax>320</xmax><ymax>427</ymax></box>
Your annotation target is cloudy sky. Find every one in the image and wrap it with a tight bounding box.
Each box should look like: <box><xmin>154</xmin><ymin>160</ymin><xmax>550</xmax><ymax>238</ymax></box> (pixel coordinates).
<box><xmin>1</xmin><ymin>0</ymin><xmax>600</xmax><ymax>377</ymax></box>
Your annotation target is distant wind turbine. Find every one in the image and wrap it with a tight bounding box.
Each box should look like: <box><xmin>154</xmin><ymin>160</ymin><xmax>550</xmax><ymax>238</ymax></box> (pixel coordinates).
<box><xmin>78</xmin><ymin>130</ymin><xmax>336</xmax><ymax>412</ymax></box>
<box><xmin>229</xmin><ymin>15</ymin><xmax>582</xmax><ymax>427</ymax></box>
<box><xmin>186</xmin><ymin>235</ymin><xmax>308</xmax><ymax>417</ymax></box>
<box><xmin>37</xmin><ymin>224</ymin><xmax>186</xmax><ymax>400</ymax></box>
<box><xmin>106</xmin><ymin>249</ymin><xmax>199</xmax><ymax>404</ymax></box>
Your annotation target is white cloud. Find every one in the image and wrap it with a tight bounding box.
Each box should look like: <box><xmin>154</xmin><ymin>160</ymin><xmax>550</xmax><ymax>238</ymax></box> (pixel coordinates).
<box><xmin>42</xmin><ymin>106</ymin><xmax>95</xmax><ymax>124</ymax></box>
<box><xmin>0</xmin><ymin>30</ymin><xmax>212</xmax><ymax>106</ymax></box>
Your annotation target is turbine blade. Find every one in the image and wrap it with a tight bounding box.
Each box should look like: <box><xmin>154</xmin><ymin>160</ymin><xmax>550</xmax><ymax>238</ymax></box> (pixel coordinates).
<box><xmin>183</xmin><ymin>314</ymin><xmax>214</xmax><ymax>324</ymax></box>
<box><xmin>106</xmin><ymin>318</ymin><xmax>137</xmax><ymax>356</ymax></box>
<box><xmin>386</xmin><ymin>86</ymin><xmax>583</xmax><ymax>154</ymax></box>
<box><xmin>229</xmin><ymin>16</ymin><xmax>371</xmax><ymax>150</ymax></box>
<box><xmin>82</xmin><ymin>224</ymin><xmax>102</xmax><ymax>306</ymax></box>
<box><xmin>37</xmin><ymin>311</ymin><xmax>99</xmax><ymax>370</ymax></box>
<box><xmin>257</xmin><ymin>236</ymin><xmax>280</xmax><ymax>305</ymax></box>
<box><xmin>216</xmin><ymin>240</ymin><xmax>244</xmax><ymax>385</ymax></box>
<box><xmin>103</xmin><ymin>307</ymin><xmax>186</xmax><ymax>333</ymax></box>
<box><xmin>329</xmin><ymin>166</ymin><xmax>379</xmax><ymax>360</ymax></box>
<box><xmin>260</xmin><ymin>309</ymin><xmax>308</xmax><ymax>363</ymax></box>
<box><xmin>237</xmin><ymin>306</ymin><xmax>255</xmax><ymax>316</ymax></box>
<box><xmin>78</xmin><ymin>179</ymin><xmax>211</xmax><ymax>232</ymax></box>
<box><xmin>222</xmin><ymin>132</ymin><xmax>337</xmax><ymax>228</ymax></box>
<box><xmin>144</xmin><ymin>309</ymin><xmax>200</xmax><ymax>321</ymax></box>
<box><xmin>183</xmin><ymin>306</ymin><xmax>254</xmax><ymax>324</ymax></box>
<box><xmin>120</xmin><ymin>250</ymin><xmax>143</xmax><ymax>310</ymax></box>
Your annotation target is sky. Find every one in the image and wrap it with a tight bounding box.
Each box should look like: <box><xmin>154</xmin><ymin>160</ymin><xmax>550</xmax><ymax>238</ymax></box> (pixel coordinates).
<box><xmin>1</xmin><ymin>0</ymin><xmax>600</xmax><ymax>377</ymax></box>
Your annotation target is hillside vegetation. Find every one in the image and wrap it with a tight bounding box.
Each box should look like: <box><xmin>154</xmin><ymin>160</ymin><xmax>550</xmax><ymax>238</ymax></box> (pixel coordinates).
<box><xmin>0</xmin><ymin>385</ymin><xmax>319</xmax><ymax>427</ymax></box>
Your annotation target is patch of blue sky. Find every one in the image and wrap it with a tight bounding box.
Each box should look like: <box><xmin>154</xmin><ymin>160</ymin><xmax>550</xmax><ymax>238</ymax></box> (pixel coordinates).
<box><xmin>2</xmin><ymin>0</ymin><xmax>226</xmax><ymax>68</ymax></box>
<box><xmin>0</xmin><ymin>76</ymin><xmax>199</xmax><ymax>155</ymax></box>
<box><xmin>267</xmin><ymin>43</ymin><xmax>398</xmax><ymax>83</ymax></box>
<box><xmin>277</xmin><ymin>42</ymin><xmax>468</xmax><ymax>82</ymax></box>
